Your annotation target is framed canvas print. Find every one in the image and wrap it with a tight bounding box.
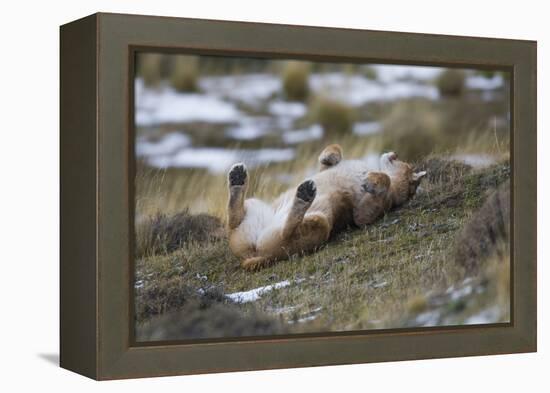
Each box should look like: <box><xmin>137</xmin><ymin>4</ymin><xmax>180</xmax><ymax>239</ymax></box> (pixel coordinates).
<box><xmin>60</xmin><ymin>13</ymin><xmax>536</xmax><ymax>380</ymax></box>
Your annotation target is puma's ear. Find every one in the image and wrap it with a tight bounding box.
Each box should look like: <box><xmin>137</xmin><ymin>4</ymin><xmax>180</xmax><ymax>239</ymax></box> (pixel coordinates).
<box><xmin>412</xmin><ymin>171</ymin><xmax>427</xmax><ymax>181</ymax></box>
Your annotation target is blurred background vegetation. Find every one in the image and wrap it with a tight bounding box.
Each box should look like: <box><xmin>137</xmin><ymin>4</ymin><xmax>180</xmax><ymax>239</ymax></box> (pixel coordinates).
<box><xmin>135</xmin><ymin>52</ymin><xmax>510</xmax><ymax>220</ymax></box>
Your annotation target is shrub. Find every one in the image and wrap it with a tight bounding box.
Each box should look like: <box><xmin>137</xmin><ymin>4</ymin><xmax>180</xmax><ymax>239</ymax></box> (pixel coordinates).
<box><xmin>309</xmin><ymin>96</ymin><xmax>355</xmax><ymax>136</ymax></box>
<box><xmin>362</xmin><ymin>65</ymin><xmax>378</xmax><ymax>80</ymax></box>
<box><xmin>136</xmin><ymin>210</ymin><xmax>225</xmax><ymax>258</ymax></box>
<box><xmin>477</xmin><ymin>70</ymin><xmax>497</xmax><ymax>79</ymax></box>
<box><xmin>138</xmin><ymin>53</ymin><xmax>163</xmax><ymax>87</ymax></box>
<box><xmin>136</xmin><ymin>302</ymin><xmax>287</xmax><ymax>341</ymax></box>
<box><xmin>380</xmin><ymin>100</ymin><xmax>440</xmax><ymax>161</ymax></box>
<box><xmin>282</xmin><ymin>61</ymin><xmax>311</xmax><ymax>101</ymax></box>
<box><xmin>170</xmin><ymin>55</ymin><xmax>199</xmax><ymax>92</ymax></box>
<box><xmin>415</xmin><ymin>157</ymin><xmax>472</xmax><ymax>184</ymax></box>
<box><xmin>135</xmin><ymin>278</ymin><xmax>287</xmax><ymax>340</ymax></box>
<box><xmin>135</xmin><ymin>277</ymin><xmax>197</xmax><ymax>322</ymax></box>
<box><xmin>435</xmin><ymin>69</ymin><xmax>466</xmax><ymax>97</ymax></box>
<box><xmin>455</xmin><ymin>181</ymin><xmax>510</xmax><ymax>273</ymax></box>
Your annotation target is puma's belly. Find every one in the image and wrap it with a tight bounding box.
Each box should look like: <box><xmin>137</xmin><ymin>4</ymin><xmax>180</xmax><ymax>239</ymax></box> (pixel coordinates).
<box><xmin>308</xmin><ymin>160</ymin><xmax>371</xmax><ymax>232</ymax></box>
<box><xmin>228</xmin><ymin>198</ymin><xmax>275</xmax><ymax>258</ymax></box>
<box><xmin>312</xmin><ymin>159</ymin><xmax>371</xmax><ymax>196</ymax></box>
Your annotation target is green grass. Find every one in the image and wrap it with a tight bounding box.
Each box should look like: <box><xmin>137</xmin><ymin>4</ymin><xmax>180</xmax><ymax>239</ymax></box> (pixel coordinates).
<box><xmin>134</xmin><ymin>158</ymin><xmax>510</xmax><ymax>340</ymax></box>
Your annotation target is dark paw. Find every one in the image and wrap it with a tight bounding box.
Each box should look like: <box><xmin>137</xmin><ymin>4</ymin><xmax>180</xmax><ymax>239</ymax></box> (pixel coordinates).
<box><xmin>296</xmin><ymin>180</ymin><xmax>316</xmax><ymax>202</ymax></box>
<box><xmin>229</xmin><ymin>163</ymin><xmax>247</xmax><ymax>186</ymax></box>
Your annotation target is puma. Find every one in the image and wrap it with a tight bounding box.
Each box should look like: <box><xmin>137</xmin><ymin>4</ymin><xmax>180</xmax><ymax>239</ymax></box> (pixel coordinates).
<box><xmin>226</xmin><ymin>145</ymin><xmax>426</xmax><ymax>270</ymax></box>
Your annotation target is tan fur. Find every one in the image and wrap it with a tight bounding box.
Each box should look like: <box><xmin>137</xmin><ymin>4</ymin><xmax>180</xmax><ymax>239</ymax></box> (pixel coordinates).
<box><xmin>318</xmin><ymin>144</ymin><xmax>343</xmax><ymax>171</ymax></box>
<box><xmin>380</xmin><ymin>152</ymin><xmax>426</xmax><ymax>208</ymax></box>
<box><xmin>227</xmin><ymin>148</ymin><xmax>426</xmax><ymax>270</ymax></box>
<box><xmin>353</xmin><ymin>172</ymin><xmax>391</xmax><ymax>226</ymax></box>
<box><xmin>227</xmin><ymin>183</ymin><xmax>247</xmax><ymax>230</ymax></box>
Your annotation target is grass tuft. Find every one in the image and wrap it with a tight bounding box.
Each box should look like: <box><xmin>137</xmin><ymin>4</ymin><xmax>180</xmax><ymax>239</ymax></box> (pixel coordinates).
<box><xmin>282</xmin><ymin>61</ymin><xmax>311</xmax><ymax>101</ymax></box>
<box><xmin>415</xmin><ymin>157</ymin><xmax>472</xmax><ymax>184</ymax></box>
<box><xmin>436</xmin><ymin>69</ymin><xmax>466</xmax><ymax>97</ymax></box>
<box><xmin>138</xmin><ymin>53</ymin><xmax>163</xmax><ymax>87</ymax></box>
<box><xmin>455</xmin><ymin>181</ymin><xmax>510</xmax><ymax>273</ymax></box>
<box><xmin>135</xmin><ymin>278</ymin><xmax>287</xmax><ymax>341</ymax></box>
<box><xmin>137</xmin><ymin>303</ymin><xmax>287</xmax><ymax>341</ymax></box>
<box><xmin>380</xmin><ymin>100</ymin><xmax>440</xmax><ymax>161</ymax></box>
<box><xmin>136</xmin><ymin>210</ymin><xmax>225</xmax><ymax>258</ymax></box>
<box><xmin>361</xmin><ymin>65</ymin><xmax>378</xmax><ymax>80</ymax></box>
<box><xmin>170</xmin><ymin>55</ymin><xmax>199</xmax><ymax>92</ymax></box>
<box><xmin>309</xmin><ymin>96</ymin><xmax>355</xmax><ymax>136</ymax></box>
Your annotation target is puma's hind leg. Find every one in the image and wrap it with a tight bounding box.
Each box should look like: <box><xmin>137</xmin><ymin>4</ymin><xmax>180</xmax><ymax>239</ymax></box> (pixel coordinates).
<box><xmin>246</xmin><ymin>212</ymin><xmax>330</xmax><ymax>271</ymax></box>
<box><xmin>227</xmin><ymin>163</ymin><xmax>248</xmax><ymax>230</ymax></box>
<box><xmin>282</xmin><ymin>180</ymin><xmax>317</xmax><ymax>239</ymax></box>
<box><xmin>318</xmin><ymin>144</ymin><xmax>343</xmax><ymax>171</ymax></box>
<box><xmin>252</xmin><ymin>180</ymin><xmax>317</xmax><ymax>266</ymax></box>
<box><xmin>288</xmin><ymin>212</ymin><xmax>331</xmax><ymax>254</ymax></box>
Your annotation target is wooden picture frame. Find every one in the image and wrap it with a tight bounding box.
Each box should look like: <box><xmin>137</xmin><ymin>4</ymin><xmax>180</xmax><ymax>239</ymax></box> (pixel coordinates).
<box><xmin>60</xmin><ymin>12</ymin><xmax>536</xmax><ymax>380</ymax></box>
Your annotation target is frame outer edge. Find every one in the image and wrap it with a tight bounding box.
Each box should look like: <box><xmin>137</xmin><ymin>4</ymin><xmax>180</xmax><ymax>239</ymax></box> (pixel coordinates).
<box><xmin>92</xmin><ymin>13</ymin><xmax>537</xmax><ymax>379</ymax></box>
<box><xmin>60</xmin><ymin>13</ymin><xmax>99</xmax><ymax>379</ymax></box>
<box><xmin>518</xmin><ymin>41</ymin><xmax>537</xmax><ymax>351</ymax></box>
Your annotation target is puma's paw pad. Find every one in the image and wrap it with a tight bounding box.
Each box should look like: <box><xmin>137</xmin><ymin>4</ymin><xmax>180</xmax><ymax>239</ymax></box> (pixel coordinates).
<box><xmin>296</xmin><ymin>180</ymin><xmax>316</xmax><ymax>203</ymax></box>
<box><xmin>228</xmin><ymin>163</ymin><xmax>247</xmax><ymax>186</ymax></box>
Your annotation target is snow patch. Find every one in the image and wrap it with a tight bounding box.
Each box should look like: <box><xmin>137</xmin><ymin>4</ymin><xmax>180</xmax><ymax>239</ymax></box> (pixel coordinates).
<box><xmin>226</xmin><ymin>280</ymin><xmax>291</xmax><ymax>303</ymax></box>
<box><xmin>450</xmin><ymin>285</ymin><xmax>473</xmax><ymax>301</ymax></box>
<box><xmin>199</xmin><ymin>73</ymin><xmax>281</xmax><ymax>106</ymax></box>
<box><xmin>225</xmin><ymin>117</ymin><xmax>273</xmax><ymax>140</ymax></box>
<box><xmin>309</xmin><ymin>72</ymin><xmax>439</xmax><ymax>106</ymax></box>
<box><xmin>466</xmin><ymin>74</ymin><xmax>504</xmax><ymax>90</ymax></box>
<box><xmin>146</xmin><ymin>147</ymin><xmax>295</xmax><ymax>173</ymax></box>
<box><xmin>353</xmin><ymin>121</ymin><xmax>382</xmax><ymax>136</ymax></box>
<box><xmin>372</xmin><ymin>65</ymin><xmax>444</xmax><ymax>83</ymax></box>
<box><xmin>135</xmin><ymin>79</ymin><xmax>242</xmax><ymax>126</ymax></box>
<box><xmin>464</xmin><ymin>306</ymin><xmax>502</xmax><ymax>325</ymax></box>
<box><xmin>268</xmin><ymin>101</ymin><xmax>307</xmax><ymax>118</ymax></box>
<box><xmin>282</xmin><ymin>124</ymin><xmax>323</xmax><ymax>144</ymax></box>
<box><xmin>450</xmin><ymin>154</ymin><xmax>496</xmax><ymax>168</ymax></box>
<box><xmin>136</xmin><ymin>132</ymin><xmax>191</xmax><ymax>157</ymax></box>
<box><xmin>415</xmin><ymin>310</ymin><xmax>442</xmax><ymax>327</ymax></box>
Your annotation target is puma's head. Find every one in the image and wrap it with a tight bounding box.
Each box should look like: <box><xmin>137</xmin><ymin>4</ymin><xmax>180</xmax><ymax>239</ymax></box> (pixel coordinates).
<box><xmin>380</xmin><ymin>151</ymin><xmax>408</xmax><ymax>174</ymax></box>
<box><xmin>408</xmin><ymin>170</ymin><xmax>427</xmax><ymax>197</ymax></box>
<box><xmin>363</xmin><ymin>172</ymin><xmax>391</xmax><ymax>196</ymax></box>
<box><xmin>379</xmin><ymin>151</ymin><xmax>427</xmax><ymax>202</ymax></box>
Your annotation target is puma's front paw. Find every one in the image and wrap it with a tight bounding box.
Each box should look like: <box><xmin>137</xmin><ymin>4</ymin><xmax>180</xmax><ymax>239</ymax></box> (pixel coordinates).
<box><xmin>228</xmin><ymin>163</ymin><xmax>247</xmax><ymax>186</ymax></box>
<box><xmin>296</xmin><ymin>179</ymin><xmax>317</xmax><ymax>203</ymax></box>
<box><xmin>361</xmin><ymin>180</ymin><xmax>376</xmax><ymax>194</ymax></box>
<box><xmin>361</xmin><ymin>172</ymin><xmax>391</xmax><ymax>196</ymax></box>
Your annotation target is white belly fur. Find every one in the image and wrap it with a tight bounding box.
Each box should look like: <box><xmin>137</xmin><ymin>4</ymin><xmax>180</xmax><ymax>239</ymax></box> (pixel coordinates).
<box><xmin>235</xmin><ymin>159</ymin><xmax>377</xmax><ymax>249</ymax></box>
